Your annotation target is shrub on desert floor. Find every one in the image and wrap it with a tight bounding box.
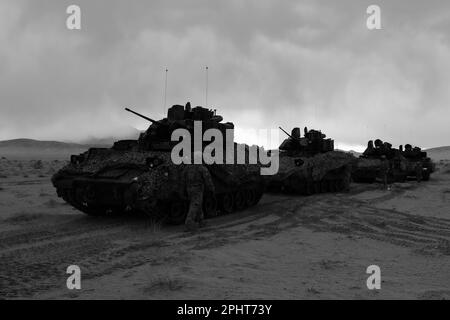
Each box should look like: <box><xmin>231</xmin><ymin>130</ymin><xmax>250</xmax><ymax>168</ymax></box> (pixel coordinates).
<box><xmin>143</xmin><ymin>276</ymin><xmax>184</xmax><ymax>293</ymax></box>
<box><xmin>4</xmin><ymin>212</ymin><xmax>42</xmax><ymax>224</ymax></box>
<box><xmin>33</xmin><ymin>160</ymin><xmax>43</xmax><ymax>170</ymax></box>
<box><xmin>44</xmin><ymin>199</ymin><xmax>60</xmax><ymax>208</ymax></box>
<box><xmin>39</xmin><ymin>189</ymin><xmax>51</xmax><ymax>197</ymax></box>
<box><xmin>443</xmin><ymin>164</ymin><xmax>450</xmax><ymax>174</ymax></box>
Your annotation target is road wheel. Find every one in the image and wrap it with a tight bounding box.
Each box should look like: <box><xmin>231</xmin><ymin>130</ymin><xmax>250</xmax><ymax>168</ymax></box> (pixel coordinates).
<box><xmin>253</xmin><ymin>187</ymin><xmax>264</xmax><ymax>205</ymax></box>
<box><xmin>327</xmin><ymin>180</ymin><xmax>336</xmax><ymax>192</ymax></box>
<box><xmin>313</xmin><ymin>181</ymin><xmax>321</xmax><ymax>194</ymax></box>
<box><xmin>203</xmin><ymin>194</ymin><xmax>218</xmax><ymax>218</ymax></box>
<box><xmin>234</xmin><ymin>190</ymin><xmax>246</xmax><ymax>211</ymax></box>
<box><xmin>337</xmin><ymin>179</ymin><xmax>346</xmax><ymax>191</ymax></box>
<box><xmin>244</xmin><ymin>188</ymin><xmax>257</xmax><ymax>207</ymax></box>
<box><xmin>305</xmin><ymin>182</ymin><xmax>314</xmax><ymax>195</ymax></box>
<box><xmin>219</xmin><ymin>192</ymin><xmax>234</xmax><ymax>214</ymax></box>
<box><xmin>297</xmin><ymin>183</ymin><xmax>306</xmax><ymax>195</ymax></box>
<box><xmin>168</xmin><ymin>201</ymin><xmax>188</xmax><ymax>225</ymax></box>
<box><xmin>320</xmin><ymin>181</ymin><xmax>328</xmax><ymax>193</ymax></box>
<box><xmin>331</xmin><ymin>180</ymin><xmax>340</xmax><ymax>191</ymax></box>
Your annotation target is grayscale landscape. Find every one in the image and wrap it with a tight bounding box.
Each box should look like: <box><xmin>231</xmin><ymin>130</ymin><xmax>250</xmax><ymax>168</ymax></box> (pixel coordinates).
<box><xmin>1</xmin><ymin>0</ymin><xmax>450</xmax><ymax>301</ymax></box>
<box><xmin>1</xmin><ymin>141</ymin><xmax>449</xmax><ymax>299</ymax></box>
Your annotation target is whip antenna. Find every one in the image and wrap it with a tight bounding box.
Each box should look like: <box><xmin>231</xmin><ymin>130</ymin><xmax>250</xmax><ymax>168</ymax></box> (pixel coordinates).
<box><xmin>205</xmin><ymin>66</ymin><xmax>209</xmax><ymax>108</ymax></box>
<box><xmin>163</xmin><ymin>68</ymin><xmax>168</xmax><ymax>115</ymax></box>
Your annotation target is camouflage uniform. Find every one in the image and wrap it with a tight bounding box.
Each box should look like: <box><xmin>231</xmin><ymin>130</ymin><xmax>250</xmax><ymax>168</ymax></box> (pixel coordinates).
<box><xmin>342</xmin><ymin>164</ymin><xmax>352</xmax><ymax>191</ymax></box>
<box><xmin>184</xmin><ymin>164</ymin><xmax>215</xmax><ymax>230</ymax></box>
<box><xmin>379</xmin><ymin>158</ymin><xmax>390</xmax><ymax>189</ymax></box>
<box><xmin>415</xmin><ymin>162</ymin><xmax>423</xmax><ymax>182</ymax></box>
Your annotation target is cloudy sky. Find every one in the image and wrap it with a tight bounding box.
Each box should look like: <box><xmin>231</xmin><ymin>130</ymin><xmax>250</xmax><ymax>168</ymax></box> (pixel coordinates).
<box><xmin>1</xmin><ymin>0</ymin><xmax>449</xmax><ymax>151</ymax></box>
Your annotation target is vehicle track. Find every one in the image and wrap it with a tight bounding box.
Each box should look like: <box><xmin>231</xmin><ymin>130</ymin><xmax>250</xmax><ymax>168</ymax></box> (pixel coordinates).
<box><xmin>2</xmin><ymin>184</ymin><xmax>450</xmax><ymax>298</ymax></box>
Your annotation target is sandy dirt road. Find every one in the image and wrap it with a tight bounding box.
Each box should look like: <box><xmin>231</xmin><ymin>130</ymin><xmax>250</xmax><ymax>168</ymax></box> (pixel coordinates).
<box><xmin>1</xmin><ymin>159</ymin><xmax>450</xmax><ymax>299</ymax></box>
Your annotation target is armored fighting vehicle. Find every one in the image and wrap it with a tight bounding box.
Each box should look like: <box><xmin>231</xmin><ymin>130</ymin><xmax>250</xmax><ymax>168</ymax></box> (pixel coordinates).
<box><xmin>401</xmin><ymin>144</ymin><xmax>435</xmax><ymax>181</ymax></box>
<box><xmin>352</xmin><ymin>140</ymin><xmax>435</xmax><ymax>183</ymax></box>
<box><xmin>52</xmin><ymin>103</ymin><xmax>264</xmax><ymax>224</ymax></box>
<box><xmin>265</xmin><ymin>127</ymin><xmax>354</xmax><ymax>195</ymax></box>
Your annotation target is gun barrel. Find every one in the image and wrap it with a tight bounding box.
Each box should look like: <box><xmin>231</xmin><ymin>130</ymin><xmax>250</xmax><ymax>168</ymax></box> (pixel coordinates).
<box><xmin>279</xmin><ymin>126</ymin><xmax>293</xmax><ymax>139</ymax></box>
<box><xmin>125</xmin><ymin>108</ymin><xmax>158</xmax><ymax>124</ymax></box>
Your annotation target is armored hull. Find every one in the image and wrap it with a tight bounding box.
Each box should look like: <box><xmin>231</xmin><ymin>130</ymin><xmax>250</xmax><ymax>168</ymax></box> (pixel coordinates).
<box><xmin>52</xmin><ymin>104</ymin><xmax>264</xmax><ymax>224</ymax></box>
<box><xmin>266</xmin><ymin>127</ymin><xmax>354</xmax><ymax>195</ymax></box>
<box><xmin>352</xmin><ymin>140</ymin><xmax>435</xmax><ymax>183</ymax></box>
<box><xmin>351</xmin><ymin>157</ymin><xmax>381</xmax><ymax>183</ymax></box>
<box><xmin>266</xmin><ymin>150</ymin><xmax>354</xmax><ymax>194</ymax></box>
<box><xmin>266</xmin><ymin>126</ymin><xmax>354</xmax><ymax>195</ymax></box>
<box><xmin>52</xmin><ymin>147</ymin><xmax>263</xmax><ymax>224</ymax></box>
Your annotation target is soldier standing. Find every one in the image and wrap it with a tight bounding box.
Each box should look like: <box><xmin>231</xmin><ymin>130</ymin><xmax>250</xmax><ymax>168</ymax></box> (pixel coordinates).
<box><xmin>342</xmin><ymin>164</ymin><xmax>352</xmax><ymax>191</ymax></box>
<box><xmin>415</xmin><ymin>162</ymin><xmax>423</xmax><ymax>183</ymax></box>
<box><xmin>184</xmin><ymin>152</ymin><xmax>215</xmax><ymax>231</ymax></box>
<box><xmin>379</xmin><ymin>155</ymin><xmax>390</xmax><ymax>190</ymax></box>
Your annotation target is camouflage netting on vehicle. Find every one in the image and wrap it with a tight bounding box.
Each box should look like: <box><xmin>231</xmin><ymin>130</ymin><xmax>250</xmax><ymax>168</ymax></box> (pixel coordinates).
<box><xmin>137</xmin><ymin>163</ymin><xmax>183</xmax><ymax>200</ymax></box>
<box><xmin>58</xmin><ymin>146</ymin><xmax>262</xmax><ymax>201</ymax></box>
<box><xmin>61</xmin><ymin>149</ymin><xmax>172</xmax><ymax>174</ymax></box>
<box><xmin>270</xmin><ymin>150</ymin><xmax>354</xmax><ymax>183</ymax></box>
<box><xmin>51</xmin><ymin>104</ymin><xmax>269</xmax><ymax>220</ymax></box>
<box><xmin>355</xmin><ymin>158</ymin><xmax>382</xmax><ymax>170</ymax></box>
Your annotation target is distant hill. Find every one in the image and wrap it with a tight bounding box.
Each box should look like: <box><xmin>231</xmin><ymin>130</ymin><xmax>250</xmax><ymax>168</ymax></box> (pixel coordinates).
<box><xmin>0</xmin><ymin>126</ymin><xmax>142</xmax><ymax>160</ymax></box>
<box><xmin>425</xmin><ymin>146</ymin><xmax>450</xmax><ymax>161</ymax></box>
<box><xmin>0</xmin><ymin>139</ymin><xmax>105</xmax><ymax>160</ymax></box>
<box><xmin>335</xmin><ymin>149</ymin><xmax>361</xmax><ymax>157</ymax></box>
<box><xmin>78</xmin><ymin>127</ymin><xmax>142</xmax><ymax>146</ymax></box>
<box><xmin>346</xmin><ymin>150</ymin><xmax>362</xmax><ymax>157</ymax></box>
<box><xmin>1</xmin><ymin>137</ymin><xmax>447</xmax><ymax>162</ymax></box>
<box><xmin>0</xmin><ymin>139</ymin><xmax>92</xmax><ymax>149</ymax></box>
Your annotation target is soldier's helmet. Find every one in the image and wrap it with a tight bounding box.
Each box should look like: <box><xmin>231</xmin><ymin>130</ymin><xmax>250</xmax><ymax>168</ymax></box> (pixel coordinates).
<box><xmin>374</xmin><ymin>139</ymin><xmax>383</xmax><ymax>148</ymax></box>
<box><xmin>405</xmin><ymin>144</ymin><xmax>412</xmax><ymax>151</ymax></box>
<box><xmin>291</xmin><ymin>127</ymin><xmax>301</xmax><ymax>139</ymax></box>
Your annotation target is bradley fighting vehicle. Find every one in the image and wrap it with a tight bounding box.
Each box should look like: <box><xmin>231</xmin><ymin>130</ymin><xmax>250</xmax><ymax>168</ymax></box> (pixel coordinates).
<box><xmin>352</xmin><ymin>139</ymin><xmax>435</xmax><ymax>183</ymax></box>
<box><xmin>265</xmin><ymin>126</ymin><xmax>354</xmax><ymax>195</ymax></box>
<box><xmin>52</xmin><ymin>103</ymin><xmax>264</xmax><ymax>224</ymax></box>
<box><xmin>401</xmin><ymin>144</ymin><xmax>435</xmax><ymax>181</ymax></box>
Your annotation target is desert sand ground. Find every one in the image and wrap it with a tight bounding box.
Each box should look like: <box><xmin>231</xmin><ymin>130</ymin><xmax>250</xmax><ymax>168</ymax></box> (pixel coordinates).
<box><xmin>1</xmin><ymin>156</ymin><xmax>450</xmax><ymax>299</ymax></box>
